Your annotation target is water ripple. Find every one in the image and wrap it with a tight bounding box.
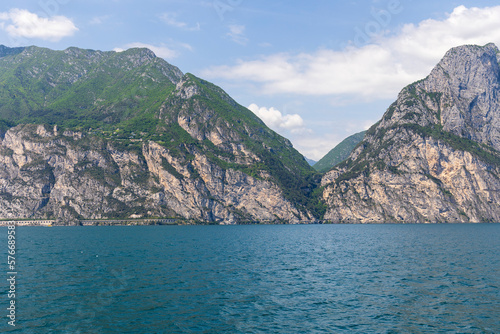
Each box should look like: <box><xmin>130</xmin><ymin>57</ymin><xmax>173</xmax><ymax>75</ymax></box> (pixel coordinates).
<box><xmin>0</xmin><ymin>224</ymin><xmax>498</xmax><ymax>333</ymax></box>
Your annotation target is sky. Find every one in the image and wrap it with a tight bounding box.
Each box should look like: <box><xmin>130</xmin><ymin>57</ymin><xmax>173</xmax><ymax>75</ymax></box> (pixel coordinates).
<box><xmin>1</xmin><ymin>1</ymin><xmax>500</xmax><ymax>160</ymax></box>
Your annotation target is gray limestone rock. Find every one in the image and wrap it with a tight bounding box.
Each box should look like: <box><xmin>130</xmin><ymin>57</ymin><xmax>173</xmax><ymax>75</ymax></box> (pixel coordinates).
<box><xmin>322</xmin><ymin>43</ymin><xmax>500</xmax><ymax>223</ymax></box>
<box><xmin>0</xmin><ymin>124</ymin><xmax>309</xmax><ymax>224</ymax></box>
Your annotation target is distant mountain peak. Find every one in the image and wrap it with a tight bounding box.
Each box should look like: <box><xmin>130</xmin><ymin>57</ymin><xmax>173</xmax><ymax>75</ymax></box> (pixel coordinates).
<box><xmin>322</xmin><ymin>43</ymin><xmax>500</xmax><ymax>223</ymax></box>
<box><xmin>314</xmin><ymin>131</ymin><xmax>366</xmax><ymax>173</ymax></box>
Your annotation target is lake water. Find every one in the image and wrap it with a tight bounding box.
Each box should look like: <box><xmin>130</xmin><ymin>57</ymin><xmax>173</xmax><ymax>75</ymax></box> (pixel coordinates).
<box><xmin>1</xmin><ymin>224</ymin><xmax>499</xmax><ymax>333</ymax></box>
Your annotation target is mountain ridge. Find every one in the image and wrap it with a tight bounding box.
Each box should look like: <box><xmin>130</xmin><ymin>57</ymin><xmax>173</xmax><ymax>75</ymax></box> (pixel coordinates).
<box><xmin>321</xmin><ymin>43</ymin><xmax>500</xmax><ymax>223</ymax></box>
<box><xmin>0</xmin><ymin>45</ymin><xmax>322</xmax><ymax>224</ymax></box>
<box><xmin>1</xmin><ymin>43</ymin><xmax>499</xmax><ymax>224</ymax></box>
<box><xmin>314</xmin><ymin>131</ymin><xmax>366</xmax><ymax>173</ymax></box>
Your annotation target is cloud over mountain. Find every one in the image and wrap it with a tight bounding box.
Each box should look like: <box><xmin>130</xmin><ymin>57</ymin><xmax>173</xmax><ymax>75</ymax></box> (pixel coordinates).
<box><xmin>248</xmin><ymin>103</ymin><xmax>305</xmax><ymax>132</ymax></box>
<box><xmin>0</xmin><ymin>8</ymin><xmax>77</xmax><ymax>42</ymax></box>
<box><xmin>203</xmin><ymin>6</ymin><xmax>500</xmax><ymax>101</ymax></box>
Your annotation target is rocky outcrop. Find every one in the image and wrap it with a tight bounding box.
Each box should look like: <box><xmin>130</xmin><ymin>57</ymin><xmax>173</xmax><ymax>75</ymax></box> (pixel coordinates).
<box><xmin>0</xmin><ymin>45</ymin><xmax>319</xmax><ymax>224</ymax></box>
<box><xmin>426</xmin><ymin>44</ymin><xmax>500</xmax><ymax>151</ymax></box>
<box><xmin>0</xmin><ymin>124</ymin><xmax>309</xmax><ymax>224</ymax></box>
<box><xmin>322</xmin><ymin>43</ymin><xmax>500</xmax><ymax>223</ymax></box>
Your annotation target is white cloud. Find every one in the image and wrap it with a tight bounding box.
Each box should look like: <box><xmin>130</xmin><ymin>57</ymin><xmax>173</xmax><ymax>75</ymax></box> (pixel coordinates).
<box><xmin>0</xmin><ymin>8</ymin><xmax>77</xmax><ymax>42</ymax></box>
<box><xmin>248</xmin><ymin>103</ymin><xmax>305</xmax><ymax>133</ymax></box>
<box><xmin>293</xmin><ymin>136</ymin><xmax>342</xmax><ymax>161</ymax></box>
<box><xmin>227</xmin><ymin>25</ymin><xmax>248</xmax><ymax>45</ymax></box>
<box><xmin>160</xmin><ymin>13</ymin><xmax>200</xmax><ymax>31</ymax></box>
<box><xmin>203</xmin><ymin>5</ymin><xmax>500</xmax><ymax>100</ymax></box>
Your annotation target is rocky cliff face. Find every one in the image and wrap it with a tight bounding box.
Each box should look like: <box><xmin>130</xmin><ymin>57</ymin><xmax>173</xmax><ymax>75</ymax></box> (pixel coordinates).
<box><xmin>0</xmin><ymin>124</ymin><xmax>310</xmax><ymax>224</ymax></box>
<box><xmin>322</xmin><ymin>43</ymin><xmax>500</xmax><ymax>223</ymax></box>
<box><xmin>0</xmin><ymin>46</ymin><xmax>319</xmax><ymax>224</ymax></box>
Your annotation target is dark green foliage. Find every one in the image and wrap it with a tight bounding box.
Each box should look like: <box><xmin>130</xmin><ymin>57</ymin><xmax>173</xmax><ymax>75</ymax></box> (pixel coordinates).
<box><xmin>373</xmin><ymin>160</ymin><xmax>387</xmax><ymax>171</ymax></box>
<box><xmin>337</xmin><ymin>121</ymin><xmax>500</xmax><ymax>187</ymax></box>
<box><xmin>0</xmin><ymin>45</ymin><xmax>327</xmax><ymax>220</ymax></box>
<box><xmin>0</xmin><ymin>119</ymin><xmax>15</xmax><ymax>137</ymax></box>
<box><xmin>82</xmin><ymin>166</ymin><xmax>106</xmax><ymax>181</ymax></box>
<box><xmin>130</xmin><ymin>169</ymin><xmax>151</xmax><ymax>185</ymax></box>
<box><xmin>0</xmin><ymin>46</ymin><xmax>181</xmax><ymax>137</ymax></box>
<box><xmin>157</xmin><ymin>122</ymin><xmax>198</xmax><ymax>156</ymax></box>
<box><xmin>381</xmin><ymin>81</ymin><xmax>443</xmax><ymax>125</ymax></box>
<box><xmin>383</xmin><ymin>102</ymin><xmax>397</xmax><ymax>121</ymax></box>
<box><xmin>161</xmin><ymin>73</ymin><xmax>324</xmax><ymax>218</ymax></box>
<box><xmin>335</xmin><ymin>160</ymin><xmax>370</xmax><ymax>185</ymax></box>
<box><xmin>387</xmin><ymin>165</ymin><xmax>402</xmax><ymax>175</ymax></box>
<box><xmin>310</xmin><ymin>185</ymin><xmax>328</xmax><ymax>218</ymax></box>
<box><xmin>424</xmin><ymin>172</ymin><xmax>454</xmax><ymax>200</ymax></box>
<box><xmin>0</xmin><ymin>45</ymin><xmax>25</xmax><ymax>58</ymax></box>
<box><xmin>103</xmin><ymin>198</ymin><xmax>156</xmax><ymax>220</ymax></box>
<box><xmin>401</xmin><ymin>123</ymin><xmax>500</xmax><ymax>166</ymax></box>
<box><xmin>78</xmin><ymin>165</ymin><xmax>121</xmax><ymax>186</ymax></box>
<box><xmin>0</xmin><ymin>192</ymin><xmax>13</xmax><ymax>201</ymax></box>
<box><xmin>118</xmin><ymin>113</ymin><xmax>160</xmax><ymax>138</ymax></box>
<box><xmin>186</xmin><ymin>162</ymin><xmax>200</xmax><ymax>179</ymax></box>
<box><xmin>161</xmin><ymin>158</ymin><xmax>184</xmax><ymax>180</ymax></box>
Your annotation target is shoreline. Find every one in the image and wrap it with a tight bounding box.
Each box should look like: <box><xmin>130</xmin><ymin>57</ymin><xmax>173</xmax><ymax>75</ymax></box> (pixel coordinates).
<box><xmin>0</xmin><ymin>219</ymin><xmax>497</xmax><ymax>226</ymax></box>
<box><xmin>0</xmin><ymin>218</ymin><xmax>179</xmax><ymax>227</ymax></box>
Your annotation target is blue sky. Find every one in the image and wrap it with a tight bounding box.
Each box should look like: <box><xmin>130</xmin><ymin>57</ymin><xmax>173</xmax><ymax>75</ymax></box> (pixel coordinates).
<box><xmin>0</xmin><ymin>1</ymin><xmax>499</xmax><ymax>160</ymax></box>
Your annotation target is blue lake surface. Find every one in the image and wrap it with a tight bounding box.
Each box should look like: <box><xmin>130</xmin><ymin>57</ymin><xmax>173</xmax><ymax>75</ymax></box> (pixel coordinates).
<box><xmin>1</xmin><ymin>224</ymin><xmax>499</xmax><ymax>333</ymax></box>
